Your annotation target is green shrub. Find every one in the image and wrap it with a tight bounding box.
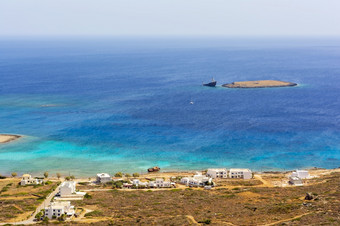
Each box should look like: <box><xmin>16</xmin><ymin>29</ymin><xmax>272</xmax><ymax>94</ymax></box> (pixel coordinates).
<box><xmin>84</xmin><ymin>193</ymin><xmax>92</xmax><ymax>199</ymax></box>
<box><xmin>114</xmin><ymin>172</ymin><xmax>123</xmax><ymax>177</ymax></box>
<box><xmin>198</xmin><ymin>219</ymin><xmax>211</xmax><ymax>224</ymax></box>
<box><xmin>111</xmin><ymin>181</ymin><xmax>124</xmax><ymax>189</ymax></box>
<box><xmin>171</xmin><ymin>189</ymin><xmax>181</xmax><ymax>192</ymax></box>
<box><xmin>85</xmin><ymin>210</ymin><xmax>103</xmax><ymax>217</ymax></box>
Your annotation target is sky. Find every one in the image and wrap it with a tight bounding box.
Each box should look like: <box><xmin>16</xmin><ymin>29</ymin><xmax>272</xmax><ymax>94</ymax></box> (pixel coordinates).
<box><xmin>0</xmin><ymin>0</ymin><xmax>339</xmax><ymax>37</ymax></box>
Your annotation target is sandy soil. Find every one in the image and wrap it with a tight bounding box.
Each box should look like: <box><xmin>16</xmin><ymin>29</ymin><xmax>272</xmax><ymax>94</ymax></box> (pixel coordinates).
<box><xmin>223</xmin><ymin>80</ymin><xmax>297</xmax><ymax>88</ymax></box>
<box><xmin>0</xmin><ymin>134</ymin><xmax>21</xmax><ymax>143</ymax></box>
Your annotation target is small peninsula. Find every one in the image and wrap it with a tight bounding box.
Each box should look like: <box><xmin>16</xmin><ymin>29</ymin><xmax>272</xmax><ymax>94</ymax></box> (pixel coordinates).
<box><xmin>222</xmin><ymin>80</ymin><xmax>297</xmax><ymax>88</ymax></box>
<box><xmin>0</xmin><ymin>134</ymin><xmax>21</xmax><ymax>144</ymax></box>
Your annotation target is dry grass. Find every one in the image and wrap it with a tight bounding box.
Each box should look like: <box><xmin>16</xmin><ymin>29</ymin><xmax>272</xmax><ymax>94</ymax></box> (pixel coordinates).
<box><xmin>69</xmin><ymin>172</ymin><xmax>340</xmax><ymax>225</ymax></box>
<box><xmin>215</xmin><ymin>179</ymin><xmax>263</xmax><ymax>187</ymax></box>
<box><xmin>0</xmin><ymin>178</ymin><xmax>59</xmax><ymax>222</ymax></box>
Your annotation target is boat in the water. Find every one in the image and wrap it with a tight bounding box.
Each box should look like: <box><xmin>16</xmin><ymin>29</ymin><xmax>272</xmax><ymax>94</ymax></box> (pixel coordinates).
<box><xmin>148</xmin><ymin>166</ymin><xmax>160</xmax><ymax>173</ymax></box>
<box><xmin>203</xmin><ymin>78</ymin><xmax>217</xmax><ymax>87</ymax></box>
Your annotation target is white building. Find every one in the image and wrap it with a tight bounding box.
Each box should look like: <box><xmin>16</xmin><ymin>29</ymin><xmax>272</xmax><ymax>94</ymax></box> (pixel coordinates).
<box><xmin>291</xmin><ymin>170</ymin><xmax>309</xmax><ymax>179</ymax></box>
<box><xmin>180</xmin><ymin>173</ymin><xmax>212</xmax><ymax>187</ymax></box>
<box><xmin>60</xmin><ymin>181</ymin><xmax>76</xmax><ymax>197</ymax></box>
<box><xmin>148</xmin><ymin>181</ymin><xmax>157</xmax><ymax>188</ymax></box>
<box><xmin>20</xmin><ymin>174</ymin><xmax>43</xmax><ymax>186</ymax></box>
<box><xmin>206</xmin><ymin>168</ymin><xmax>227</xmax><ymax>179</ymax></box>
<box><xmin>289</xmin><ymin>176</ymin><xmax>303</xmax><ymax>186</ymax></box>
<box><xmin>191</xmin><ymin>173</ymin><xmax>212</xmax><ymax>187</ymax></box>
<box><xmin>155</xmin><ymin>178</ymin><xmax>172</xmax><ymax>188</ymax></box>
<box><xmin>131</xmin><ymin>179</ymin><xmax>148</xmax><ymax>187</ymax></box>
<box><xmin>229</xmin><ymin>169</ymin><xmax>252</xmax><ymax>179</ymax></box>
<box><xmin>57</xmin><ymin>181</ymin><xmax>85</xmax><ymax>200</ymax></box>
<box><xmin>45</xmin><ymin>201</ymin><xmax>75</xmax><ymax>219</ymax></box>
<box><xmin>125</xmin><ymin>179</ymin><xmax>174</xmax><ymax>188</ymax></box>
<box><xmin>96</xmin><ymin>173</ymin><xmax>112</xmax><ymax>183</ymax></box>
<box><xmin>180</xmin><ymin>177</ymin><xmax>190</xmax><ymax>185</ymax></box>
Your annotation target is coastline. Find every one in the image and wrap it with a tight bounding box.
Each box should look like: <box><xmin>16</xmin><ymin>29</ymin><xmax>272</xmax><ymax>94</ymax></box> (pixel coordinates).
<box><xmin>1</xmin><ymin>166</ymin><xmax>336</xmax><ymax>179</ymax></box>
<box><xmin>1</xmin><ymin>167</ymin><xmax>339</xmax><ymax>183</ymax></box>
<box><xmin>0</xmin><ymin>134</ymin><xmax>22</xmax><ymax>144</ymax></box>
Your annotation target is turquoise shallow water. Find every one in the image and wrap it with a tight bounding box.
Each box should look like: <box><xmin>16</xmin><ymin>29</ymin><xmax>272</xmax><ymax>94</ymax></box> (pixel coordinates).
<box><xmin>0</xmin><ymin>38</ymin><xmax>340</xmax><ymax>176</ymax></box>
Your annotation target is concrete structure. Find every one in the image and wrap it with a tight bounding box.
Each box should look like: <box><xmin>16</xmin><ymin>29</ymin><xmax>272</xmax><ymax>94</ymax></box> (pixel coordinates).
<box><xmin>155</xmin><ymin>178</ymin><xmax>172</xmax><ymax>188</ymax></box>
<box><xmin>148</xmin><ymin>181</ymin><xmax>157</xmax><ymax>188</ymax></box>
<box><xmin>180</xmin><ymin>177</ymin><xmax>190</xmax><ymax>185</ymax></box>
<box><xmin>180</xmin><ymin>173</ymin><xmax>212</xmax><ymax>187</ymax></box>
<box><xmin>131</xmin><ymin>179</ymin><xmax>148</xmax><ymax>187</ymax></box>
<box><xmin>289</xmin><ymin>176</ymin><xmax>303</xmax><ymax>186</ymax></box>
<box><xmin>96</xmin><ymin>173</ymin><xmax>112</xmax><ymax>183</ymax></box>
<box><xmin>44</xmin><ymin>201</ymin><xmax>75</xmax><ymax>219</ymax></box>
<box><xmin>20</xmin><ymin>174</ymin><xmax>43</xmax><ymax>186</ymax></box>
<box><xmin>229</xmin><ymin>168</ymin><xmax>252</xmax><ymax>179</ymax></box>
<box><xmin>291</xmin><ymin>170</ymin><xmax>310</xmax><ymax>179</ymax></box>
<box><xmin>60</xmin><ymin>181</ymin><xmax>76</xmax><ymax>197</ymax></box>
<box><xmin>190</xmin><ymin>173</ymin><xmax>212</xmax><ymax>187</ymax></box>
<box><xmin>57</xmin><ymin>181</ymin><xmax>85</xmax><ymax>200</ymax></box>
<box><xmin>206</xmin><ymin>168</ymin><xmax>227</xmax><ymax>179</ymax></box>
<box><xmin>123</xmin><ymin>179</ymin><xmax>174</xmax><ymax>188</ymax></box>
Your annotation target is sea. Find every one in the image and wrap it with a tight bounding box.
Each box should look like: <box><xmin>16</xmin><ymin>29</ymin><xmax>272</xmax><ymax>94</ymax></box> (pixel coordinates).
<box><xmin>0</xmin><ymin>37</ymin><xmax>340</xmax><ymax>176</ymax></box>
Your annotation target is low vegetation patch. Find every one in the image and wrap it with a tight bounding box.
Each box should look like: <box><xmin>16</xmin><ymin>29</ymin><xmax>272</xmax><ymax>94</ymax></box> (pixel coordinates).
<box><xmin>84</xmin><ymin>210</ymin><xmax>104</xmax><ymax>217</ymax></box>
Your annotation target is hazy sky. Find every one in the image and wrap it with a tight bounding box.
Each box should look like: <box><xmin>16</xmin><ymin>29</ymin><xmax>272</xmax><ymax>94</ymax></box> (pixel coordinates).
<box><xmin>0</xmin><ymin>0</ymin><xmax>339</xmax><ymax>37</ymax></box>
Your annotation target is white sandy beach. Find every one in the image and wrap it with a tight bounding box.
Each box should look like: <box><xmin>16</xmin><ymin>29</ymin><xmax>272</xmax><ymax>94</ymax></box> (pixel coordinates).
<box><xmin>0</xmin><ymin>134</ymin><xmax>21</xmax><ymax>143</ymax></box>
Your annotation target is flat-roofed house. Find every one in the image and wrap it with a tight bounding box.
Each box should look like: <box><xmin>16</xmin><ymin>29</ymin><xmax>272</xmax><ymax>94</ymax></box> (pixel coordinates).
<box><xmin>289</xmin><ymin>176</ymin><xmax>303</xmax><ymax>186</ymax></box>
<box><xmin>191</xmin><ymin>173</ymin><xmax>212</xmax><ymax>187</ymax></box>
<box><xmin>60</xmin><ymin>181</ymin><xmax>76</xmax><ymax>197</ymax></box>
<box><xmin>181</xmin><ymin>173</ymin><xmax>212</xmax><ymax>187</ymax></box>
<box><xmin>132</xmin><ymin>179</ymin><xmax>148</xmax><ymax>187</ymax></box>
<box><xmin>20</xmin><ymin>174</ymin><xmax>43</xmax><ymax>186</ymax></box>
<box><xmin>229</xmin><ymin>169</ymin><xmax>252</xmax><ymax>179</ymax></box>
<box><xmin>148</xmin><ymin>181</ymin><xmax>157</xmax><ymax>188</ymax></box>
<box><xmin>291</xmin><ymin>170</ymin><xmax>310</xmax><ymax>179</ymax></box>
<box><xmin>153</xmin><ymin>178</ymin><xmax>172</xmax><ymax>188</ymax></box>
<box><xmin>56</xmin><ymin>181</ymin><xmax>86</xmax><ymax>200</ymax></box>
<box><xmin>180</xmin><ymin>177</ymin><xmax>190</xmax><ymax>185</ymax></box>
<box><xmin>96</xmin><ymin>173</ymin><xmax>112</xmax><ymax>184</ymax></box>
<box><xmin>207</xmin><ymin>168</ymin><xmax>227</xmax><ymax>179</ymax></box>
<box><xmin>45</xmin><ymin>201</ymin><xmax>75</xmax><ymax>219</ymax></box>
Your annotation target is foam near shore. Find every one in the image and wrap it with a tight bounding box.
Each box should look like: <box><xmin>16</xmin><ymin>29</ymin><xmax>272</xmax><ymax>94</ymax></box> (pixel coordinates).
<box><xmin>0</xmin><ymin>134</ymin><xmax>21</xmax><ymax>144</ymax></box>
<box><xmin>222</xmin><ymin>80</ymin><xmax>297</xmax><ymax>88</ymax></box>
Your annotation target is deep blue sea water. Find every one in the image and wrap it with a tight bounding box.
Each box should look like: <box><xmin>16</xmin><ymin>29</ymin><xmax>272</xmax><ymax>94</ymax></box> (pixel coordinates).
<box><xmin>0</xmin><ymin>37</ymin><xmax>340</xmax><ymax>176</ymax></box>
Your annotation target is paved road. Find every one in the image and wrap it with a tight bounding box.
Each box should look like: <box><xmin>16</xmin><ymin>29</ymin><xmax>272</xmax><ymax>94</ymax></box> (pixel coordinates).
<box><xmin>0</xmin><ymin>184</ymin><xmax>60</xmax><ymax>225</ymax></box>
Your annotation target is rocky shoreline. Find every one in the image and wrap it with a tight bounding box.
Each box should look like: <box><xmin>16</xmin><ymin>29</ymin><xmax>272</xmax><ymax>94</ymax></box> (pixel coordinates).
<box><xmin>222</xmin><ymin>80</ymin><xmax>297</xmax><ymax>88</ymax></box>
